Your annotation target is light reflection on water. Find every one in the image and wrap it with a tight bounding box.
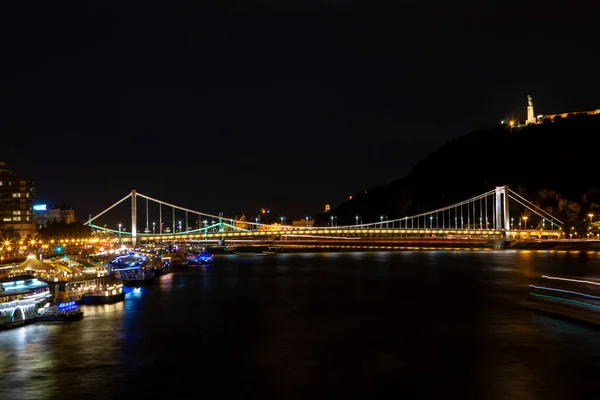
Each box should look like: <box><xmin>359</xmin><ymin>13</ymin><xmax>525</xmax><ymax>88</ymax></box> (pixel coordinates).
<box><xmin>158</xmin><ymin>273</ymin><xmax>173</xmax><ymax>291</ymax></box>
<box><xmin>1</xmin><ymin>252</ymin><xmax>600</xmax><ymax>399</ymax></box>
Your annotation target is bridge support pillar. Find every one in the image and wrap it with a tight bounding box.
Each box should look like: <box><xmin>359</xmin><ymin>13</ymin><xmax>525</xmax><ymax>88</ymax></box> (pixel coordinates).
<box><xmin>131</xmin><ymin>190</ymin><xmax>137</xmax><ymax>247</ymax></box>
<box><xmin>495</xmin><ymin>186</ymin><xmax>510</xmax><ymax>239</ymax></box>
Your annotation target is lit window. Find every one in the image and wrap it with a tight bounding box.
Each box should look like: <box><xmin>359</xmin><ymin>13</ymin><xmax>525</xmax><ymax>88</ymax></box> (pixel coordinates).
<box><xmin>12</xmin><ymin>193</ymin><xmax>21</xmax><ymax>198</ymax></box>
<box><xmin>2</xmin><ymin>217</ymin><xmax>11</xmax><ymax>222</ymax></box>
<box><xmin>12</xmin><ymin>211</ymin><xmax>21</xmax><ymax>215</ymax></box>
<box><xmin>13</xmin><ymin>217</ymin><xmax>21</xmax><ymax>221</ymax></box>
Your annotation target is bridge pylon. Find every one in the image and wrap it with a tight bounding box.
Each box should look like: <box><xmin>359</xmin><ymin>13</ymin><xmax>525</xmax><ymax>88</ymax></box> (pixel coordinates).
<box><xmin>495</xmin><ymin>185</ymin><xmax>510</xmax><ymax>239</ymax></box>
<box><xmin>131</xmin><ymin>190</ymin><xmax>137</xmax><ymax>247</ymax></box>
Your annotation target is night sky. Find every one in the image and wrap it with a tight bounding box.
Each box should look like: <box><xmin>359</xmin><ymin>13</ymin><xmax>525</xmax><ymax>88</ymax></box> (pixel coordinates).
<box><xmin>1</xmin><ymin>2</ymin><xmax>599</xmax><ymax>223</ymax></box>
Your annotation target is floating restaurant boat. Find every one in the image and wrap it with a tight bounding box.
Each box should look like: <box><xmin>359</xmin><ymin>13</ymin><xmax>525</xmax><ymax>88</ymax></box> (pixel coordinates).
<box><xmin>162</xmin><ymin>250</ymin><xmax>185</xmax><ymax>266</ymax></box>
<box><xmin>110</xmin><ymin>252</ymin><xmax>148</xmax><ymax>270</ymax></box>
<box><xmin>148</xmin><ymin>256</ymin><xmax>174</xmax><ymax>276</ymax></box>
<box><xmin>36</xmin><ymin>301</ymin><xmax>83</xmax><ymax>322</ymax></box>
<box><xmin>0</xmin><ymin>275</ymin><xmax>52</xmax><ymax>328</ymax></box>
<box><xmin>45</xmin><ymin>270</ymin><xmax>126</xmax><ymax>305</ymax></box>
<box><xmin>122</xmin><ymin>269</ymin><xmax>155</xmax><ymax>286</ymax></box>
<box><xmin>526</xmin><ymin>275</ymin><xmax>600</xmax><ymax>326</ymax></box>
<box><xmin>108</xmin><ymin>251</ymin><xmax>155</xmax><ymax>287</ymax></box>
<box><xmin>183</xmin><ymin>251</ymin><xmax>214</xmax><ymax>266</ymax></box>
<box><xmin>78</xmin><ymin>282</ymin><xmax>125</xmax><ymax>305</ymax></box>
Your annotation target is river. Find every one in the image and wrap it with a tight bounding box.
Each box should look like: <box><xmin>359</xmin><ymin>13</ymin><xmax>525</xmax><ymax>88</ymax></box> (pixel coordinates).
<box><xmin>2</xmin><ymin>250</ymin><xmax>600</xmax><ymax>399</ymax></box>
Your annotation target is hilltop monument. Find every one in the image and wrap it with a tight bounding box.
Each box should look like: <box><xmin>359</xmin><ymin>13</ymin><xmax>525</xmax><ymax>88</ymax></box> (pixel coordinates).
<box><xmin>526</xmin><ymin>95</ymin><xmax>536</xmax><ymax>125</ymax></box>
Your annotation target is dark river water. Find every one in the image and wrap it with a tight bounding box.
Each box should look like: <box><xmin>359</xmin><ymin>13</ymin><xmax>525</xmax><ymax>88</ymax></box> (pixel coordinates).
<box><xmin>2</xmin><ymin>250</ymin><xmax>600</xmax><ymax>400</ymax></box>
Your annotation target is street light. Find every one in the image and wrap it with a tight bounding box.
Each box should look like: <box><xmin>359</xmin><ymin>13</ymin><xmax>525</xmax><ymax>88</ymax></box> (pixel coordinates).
<box><xmin>523</xmin><ymin>216</ymin><xmax>528</xmax><ymax>230</ymax></box>
<box><xmin>589</xmin><ymin>213</ymin><xmax>594</xmax><ymax>223</ymax></box>
<box><xmin>152</xmin><ymin>221</ymin><xmax>156</xmax><ymax>234</ymax></box>
<box><xmin>331</xmin><ymin>215</ymin><xmax>334</xmax><ymax>227</ymax></box>
<box><xmin>178</xmin><ymin>220</ymin><xmax>182</xmax><ymax>232</ymax></box>
<box><xmin>356</xmin><ymin>215</ymin><xmax>359</xmax><ymax>226</ymax></box>
<box><xmin>305</xmin><ymin>216</ymin><xmax>309</xmax><ymax>227</ymax></box>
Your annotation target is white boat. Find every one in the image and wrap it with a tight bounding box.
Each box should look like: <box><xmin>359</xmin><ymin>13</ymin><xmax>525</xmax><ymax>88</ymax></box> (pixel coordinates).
<box><xmin>0</xmin><ymin>275</ymin><xmax>52</xmax><ymax>328</ymax></box>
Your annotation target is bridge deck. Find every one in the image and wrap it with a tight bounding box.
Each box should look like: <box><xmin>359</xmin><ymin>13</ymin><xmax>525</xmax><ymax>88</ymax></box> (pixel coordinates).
<box><xmin>101</xmin><ymin>228</ymin><xmax>561</xmax><ymax>243</ymax></box>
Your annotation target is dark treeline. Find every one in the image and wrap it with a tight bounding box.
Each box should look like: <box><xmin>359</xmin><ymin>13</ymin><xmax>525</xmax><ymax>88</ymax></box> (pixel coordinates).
<box><xmin>37</xmin><ymin>221</ymin><xmax>92</xmax><ymax>239</ymax></box>
<box><xmin>1</xmin><ymin>221</ymin><xmax>92</xmax><ymax>243</ymax></box>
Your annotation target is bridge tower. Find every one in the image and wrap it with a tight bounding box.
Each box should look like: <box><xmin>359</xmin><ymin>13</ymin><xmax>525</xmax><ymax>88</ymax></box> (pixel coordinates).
<box><xmin>495</xmin><ymin>186</ymin><xmax>510</xmax><ymax>238</ymax></box>
<box><xmin>131</xmin><ymin>190</ymin><xmax>137</xmax><ymax>247</ymax></box>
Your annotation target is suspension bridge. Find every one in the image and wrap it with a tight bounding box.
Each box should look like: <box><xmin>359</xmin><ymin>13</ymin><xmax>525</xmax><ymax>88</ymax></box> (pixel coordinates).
<box><xmin>84</xmin><ymin>186</ymin><xmax>564</xmax><ymax>246</ymax></box>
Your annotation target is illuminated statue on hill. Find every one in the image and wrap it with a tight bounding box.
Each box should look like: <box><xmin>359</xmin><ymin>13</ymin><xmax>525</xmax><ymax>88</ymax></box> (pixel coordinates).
<box><xmin>526</xmin><ymin>95</ymin><xmax>536</xmax><ymax>124</ymax></box>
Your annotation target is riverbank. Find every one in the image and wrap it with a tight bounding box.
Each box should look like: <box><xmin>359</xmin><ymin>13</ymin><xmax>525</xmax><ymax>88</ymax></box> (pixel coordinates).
<box><xmin>207</xmin><ymin>240</ymin><xmax>498</xmax><ymax>255</ymax></box>
<box><xmin>507</xmin><ymin>240</ymin><xmax>600</xmax><ymax>251</ymax></box>
<box><xmin>209</xmin><ymin>239</ymin><xmax>600</xmax><ymax>254</ymax></box>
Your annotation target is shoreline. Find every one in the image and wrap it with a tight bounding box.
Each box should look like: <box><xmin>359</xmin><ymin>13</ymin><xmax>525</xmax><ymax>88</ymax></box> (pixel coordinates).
<box><xmin>211</xmin><ymin>240</ymin><xmax>600</xmax><ymax>254</ymax></box>
<box><xmin>507</xmin><ymin>240</ymin><xmax>600</xmax><ymax>251</ymax></box>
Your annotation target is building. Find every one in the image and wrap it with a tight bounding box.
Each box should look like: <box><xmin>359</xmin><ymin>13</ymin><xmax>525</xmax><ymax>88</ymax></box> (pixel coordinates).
<box><xmin>292</xmin><ymin>219</ymin><xmax>315</xmax><ymax>227</ymax></box>
<box><xmin>33</xmin><ymin>204</ymin><xmax>76</xmax><ymax>228</ymax></box>
<box><xmin>543</xmin><ymin>108</ymin><xmax>600</xmax><ymax>122</ymax></box>
<box><xmin>0</xmin><ymin>162</ymin><xmax>36</xmax><ymax>237</ymax></box>
<box><xmin>233</xmin><ymin>214</ymin><xmax>250</xmax><ymax>231</ymax></box>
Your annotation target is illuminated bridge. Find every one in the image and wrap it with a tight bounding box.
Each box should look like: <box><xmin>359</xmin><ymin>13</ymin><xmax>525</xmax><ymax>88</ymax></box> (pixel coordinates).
<box><xmin>84</xmin><ymin>186</ymin><xmax>564</xmax><ymax>246</ymax></box>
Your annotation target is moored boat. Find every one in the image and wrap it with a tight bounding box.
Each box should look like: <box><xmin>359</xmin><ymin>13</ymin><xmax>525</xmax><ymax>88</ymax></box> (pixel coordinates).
<box><xmin>79</xmin><ymin>286</ymin><xmax>125</xmax><ymax>305</ymax></box>
<box><xmin>51</xmin><ymin>274</ymin><xmax>125</xmax><ymax>305</ymax></box>
<box><xmin>0</xmin><ymin>275</ymin><xmax>52</xmax><ymax>329</ymax></box>
<box><xmin>36</xmin><ymin>302</ymin><xmax>83</xmax><ymax>322</ymax></box>
<box><xmin>122</xmin><ymin>269</ymin><xmax>155</xmax><ymax>286</ymax></box>
<box><xmin>183</xmin><ymin>251</ymin><xmax>214</xmax><ymax>266</ymax></box>
<box><xmin>149</xmin><ymin>256</ymin><xmax>173</xmax><ymax>276</ymax></box>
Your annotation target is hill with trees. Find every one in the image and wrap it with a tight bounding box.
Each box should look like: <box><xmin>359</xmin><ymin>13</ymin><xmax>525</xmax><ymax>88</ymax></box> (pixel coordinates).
<box><xmin>315</xmin><ymin>113</ymin><xmax>600</xmax><ymax>234</ymax></box>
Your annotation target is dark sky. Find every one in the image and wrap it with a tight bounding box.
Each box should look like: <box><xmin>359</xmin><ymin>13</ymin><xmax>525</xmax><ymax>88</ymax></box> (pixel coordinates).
<box><xmin>1</xmin><ymin>1</ymin><xmax>599</xmax><ymax>224</ymax></box>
